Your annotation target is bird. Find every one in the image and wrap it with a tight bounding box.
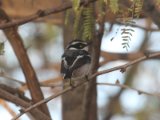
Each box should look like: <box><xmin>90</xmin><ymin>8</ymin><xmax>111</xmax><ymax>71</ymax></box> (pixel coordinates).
<box><xmin>61</xmin><ymin>40</ymin><xmax>91</xmax><ymax>86</ymax></box>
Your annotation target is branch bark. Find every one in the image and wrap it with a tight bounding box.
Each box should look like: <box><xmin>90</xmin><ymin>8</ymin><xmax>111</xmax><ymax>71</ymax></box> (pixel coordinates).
<box><xmin>97</xmin><ymin>82</ymin><xmax>160</xmax><ymax>97</ymax></box>
<box><xmin>12</xmin><ymin>50</ymin><xmax>160</xmax><ymax>120</ymax></box>
<box><xmin>0</xmin><ymin>8</ymin><xmax>50</xmax><ymax>117</ymax></box>
<box><xmin>82</xmin><ymin>3</ymin><xmax>106</xmax><ymax>120</ymax></box>
<box><xmin>0</xmin><ymin>88</ymin><xmax>50</xmax><ymax>120</ymax></box>
<box><xmin>0</xmin><ymin>0</ymin><xmax>97</xmax><ymax>29</ymax></box>
<box><xmin>143</xmin><ymin>0</ymin><xmax>160</xmax><ymax>28</ymax></box>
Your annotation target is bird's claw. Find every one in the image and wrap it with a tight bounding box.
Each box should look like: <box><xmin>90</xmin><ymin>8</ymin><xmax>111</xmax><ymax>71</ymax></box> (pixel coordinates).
<box><xmin>69</xmin><ymin>79</ymin><xmax>75</xmax><ymax>88</ymax></box>
<box><xmin>85</xmin><ymin>75</ymin><xmax>89</xmax><ymax>81</ymax></box>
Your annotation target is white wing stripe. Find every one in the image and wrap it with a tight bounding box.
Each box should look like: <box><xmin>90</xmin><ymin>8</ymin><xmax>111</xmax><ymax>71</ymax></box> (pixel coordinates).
<box><xmin>62</xmin><ymin>57</ymin><xmax>68</xmax><ymax>68</ymax></box>
<box><xmin>69</xmin><ymin>55</ymin><xmax>84</xmax><ymax>69</ymax></box>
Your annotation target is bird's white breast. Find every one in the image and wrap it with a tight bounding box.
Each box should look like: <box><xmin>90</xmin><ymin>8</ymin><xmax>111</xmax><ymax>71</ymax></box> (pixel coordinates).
<box><xmin>72</xmin><ymin>63</ymin><xmax>90</xmax><ymax>78</ymax></box>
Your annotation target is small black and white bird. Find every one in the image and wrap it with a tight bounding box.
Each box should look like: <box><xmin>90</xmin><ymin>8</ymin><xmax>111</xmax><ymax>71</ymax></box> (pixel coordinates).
<box><xmin>61</xmin><ymin>40</ymin><xmax>91</xmax><ymax>85</ymax></box>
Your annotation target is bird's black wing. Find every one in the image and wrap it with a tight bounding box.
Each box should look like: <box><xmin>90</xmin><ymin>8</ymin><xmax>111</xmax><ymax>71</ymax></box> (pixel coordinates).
<box><xmin>61</xmin><ymin>50</ymin><xmax>91</xmax><ymax>79</ymax></box>
<box><xmin>61</xmin><ymin>50</ymin><xmax>77</xmax><ymax>79</ymax></box>
<box><xmin>69</xmin><ymin>52</ymin><xmax>91</xmax><ymax>72</ymax></box>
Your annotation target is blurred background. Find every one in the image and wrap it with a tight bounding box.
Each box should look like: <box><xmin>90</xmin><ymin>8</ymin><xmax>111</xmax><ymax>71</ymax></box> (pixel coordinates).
<box><xmin>0</xmin><ymin>0</ymin><xmax>160</xmax><ymax>120</ymax></box>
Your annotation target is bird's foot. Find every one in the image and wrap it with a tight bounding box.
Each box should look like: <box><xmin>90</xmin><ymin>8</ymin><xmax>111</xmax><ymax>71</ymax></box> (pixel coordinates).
<box><xmin>69</xmin><ymin>79</ymin><xmax>75</xmax><ymax>88</ymax></box>
<box><xmin>85</xmin><ymin>74</ymin><xmax>89</xmax><ymax>81</ymax></box>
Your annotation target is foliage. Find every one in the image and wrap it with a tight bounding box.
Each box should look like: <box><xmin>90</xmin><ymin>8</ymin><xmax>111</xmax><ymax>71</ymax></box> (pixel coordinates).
<box><xmin>73</xmin><ymin>7</ymin><xmax>83</xmax><ymax>39</ymax></box>
<box><xmin>108</xmin><ymin>0</ymin><xmax>119</xmax><ymax>14</ymax></box>
<box><xmin>110</xmin><ymin>0</ymin><xmax>144</xmax><ymax>51</ymax></box>
<box><xmin>121</xmin><ymin>0</ymin><xmax>143</xmax><ymax>51</ymax></box>
<box><xmin>72</xmin><ymin>3</ymin><xmax>95</xmax><ymax>41</ymax></box>
<box><xmin>81</xmin><ymin>5</ymin><xmax>95</xmax><ymax>41</ymax></box>
<box><xmin>104</xmin><ymin>0</ymin><xmax>119</xmax><ymax>14</ymax></box>
<box><xmin>65</xmin><ymin>0</ymin><xmax>95</xmax><ymax>41</ymax></box>
<box><xmin>156</xmin><ymin>0</ymin><xmax>160</xmax><ymax>5</ymax></box>
<box><xmin>121</xmin><ymin>20</ymin><xmax>135</xmax><ymax>51</ymax></box>
<box><xmin>64</xmin><ymin>9</ymin><xmax>71</xmax><ymax>25</ymax></box>
<box><xmin>72</xmin><ymin>0</ymin><xmax>80</xmax><ymax>12</ymax></box>
<box><xmin>134</xmin><ymin>0</ymin><xmax>144</xmax><ymax>18</ymax></box>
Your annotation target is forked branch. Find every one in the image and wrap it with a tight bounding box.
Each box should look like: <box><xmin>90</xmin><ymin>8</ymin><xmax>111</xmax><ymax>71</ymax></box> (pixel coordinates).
<box><xmin>12</xmin><ymin>51</ymin><xmax>160</xmax><ymax>120</ymax></box>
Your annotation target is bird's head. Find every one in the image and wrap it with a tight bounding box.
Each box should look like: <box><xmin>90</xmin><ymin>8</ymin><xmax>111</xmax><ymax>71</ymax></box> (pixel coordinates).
<box><xmin>66</xmin><ymin>39</ymin><xmax>91</xmax><ymax>51</ymax></box>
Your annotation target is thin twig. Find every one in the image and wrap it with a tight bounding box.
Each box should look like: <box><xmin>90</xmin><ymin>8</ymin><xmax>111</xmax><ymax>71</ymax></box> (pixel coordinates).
<box><xmin>0</xmin><ymin>73</ymin><xmax>62</xmax><ymax>90</ymax></box>
<box><xmin>97</xmin><ymin>82</ymin><xmax>160</xmax><ymax>97</ymax></box>
<box><xmin>95</xmin><ymin>51</ymin><xmax>160</xmax><ymax>77</ymax></box>
<box><xmin>0</xmin><ymin>88</ymin><xmax>51</xmax><ymax>120</ymax></box>
<box><xmin>115</xmin><ymin>21</ymin><xmax>159</xmax><ymax>31</ymax></box>
<box><xmin>0</xmin><ymin>72</ymin><xmax>25</xmax><ymax>85</ymax></box>
<box><xmin>0</xmin><ymin>99</ymin><xmax>18</xmax><ymax>119</ymax></box>
<box><xmin>41</xmin><ymin>83</ymin><xmax>63</xmax><ymax>88</ymax></box>
<box><xmin>12</xmin><ymin>51</ymin><xmax>160</xmax><ymax>120</ymax></box>
<box><xmin>11</xmin><ymin>87</ymin><xmax>72</xmax><ymax>120</ymax></box>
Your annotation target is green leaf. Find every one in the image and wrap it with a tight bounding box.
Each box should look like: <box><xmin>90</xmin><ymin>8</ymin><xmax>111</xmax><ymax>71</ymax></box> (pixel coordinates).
<box><xmin>109</xmin><ymin>0</ymin><xmax>119</xmax><ymax>14</ymax></box>
<box><xmin>73</xmin><ymin>7</ymin><xmax>83</xmax><ymax>39</ymax></box>
<box><xmin>82</xmin><ymin>5</ymin><xmax>95</xmax><ymax>41</ymax></box>
<box><xmin>72</xmin><ymin>0</ymin><xmax>80</xmax><ymax>12</ymax></box>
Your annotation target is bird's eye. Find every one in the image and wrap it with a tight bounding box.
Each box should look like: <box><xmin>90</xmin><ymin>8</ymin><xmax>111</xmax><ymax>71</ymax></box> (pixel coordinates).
<box><xmin>78</xmin><ymin>44</ymin><xmax>85</xmax><ymax>48</ymax></box>
<box><xmin>79</xmin><ymin>45</ymin><xmax>83</xmax><ymax>48</ymax></box>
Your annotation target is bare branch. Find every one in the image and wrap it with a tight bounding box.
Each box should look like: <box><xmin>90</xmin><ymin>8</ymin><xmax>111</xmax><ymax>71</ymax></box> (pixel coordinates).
<box><xmin>12</xmin><ymin>87</ymin><xmax>72</xmax><ymax>120</ymax></box>
<box><xmin>0</xmin><ymin>84</ymin><xmax>29</xmax><ymax>102</ymax></box>
<box><xmin>0</xmin><ymin>100</ymin><xmax>18</xmax><ymax>119</ymax></box>
<box><xmin>12</xmin><ymin>51</ymin><xmax>160</xmax><ymax>120</ymax></box>
<box><xmin>0</xmin><ymin>71</ymin><xmax>25</xmax><ymax>85</ymax></box>
<box><xmin>143</xmin><ymin>0</ymin><xmax>160</xmax><ymax>28</ymax></box>
<box><xmin>0</xmin><ymin>8</ymin><xmax>50</xmax><ymax>116</ymax></box>
<box><xmin>115</xmin><ymin>21</ymin><xmax>159</xmax><ymax>31</ymax></box>
<box><xmin>0</xmin><ymin>88</ymin><xmax>51</xmax><ymax>120</ymax></box>
<box><xmin>97</xmin><ymin>81</ymin><xmax>160</xmax><ymax>97</ymax></box>
<box><xmin>82</xmin><ymin>2</ymin><xmax>106</xmax><ymax>120</ymax></box>
<box><xmin>96</xmin><ymin>52</ymin><xmax>160</xmax><ymax>77</ymax></box>
<box><xmin>0</xmin><ymin>0</ymin><xmax>97</xmax><ymax>29</ymax></box>
<box><xmin>100</xmin><ymin>51</ymin><xmax>160</xmax><ymax>67</ymax></box>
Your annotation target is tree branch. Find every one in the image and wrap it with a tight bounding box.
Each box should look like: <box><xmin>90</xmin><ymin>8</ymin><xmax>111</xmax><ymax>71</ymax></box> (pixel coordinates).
<box><xmin>82</xmin><ymin>1</ymin><xmax>106</xmax><ymax>120</ymax></box>
<box><xmin>0</xmin><ymin>71</ymin><xmax>25</xmax><ymax>85</ymax></box>
<box><xmin>12</xmin><ymin>51</ymin><xmax>160</xmax><ymax>120</ymax></box>
<box><xmin>0</xmin><ymin>88</ymin><xmax>51</xmax><ymax>120</ymax></box>
<box><xmin>0</xmin><ymin>84</ymin><xmax>29</xmax><ymax>102</ymax></box>
<box><xmin>143</xmin><ymin>0</ymin><xmax>160</xmax><ymax>28</ymax></box>
<box><xmin>0</xmin><ymin>8</ymin><xmax>50</xmax><ymax>116</ymax></box>
<box><xmin>0</xmin><ymin>100</ymin><xmax>18</xmax><ymax>119</ymax></box>
<box><xmin>97</xmin><ymin>81</ymin><xmax>160</xmax><ymax>97</ymax></box>
<box><xmin>100</xmin><ymin>50</ymin><xmax>160</xmax><ymax>64</ymax></box>
<box><xmin>115</xmin><ymin>21</ymin><xmax>159</xmax><ymax>31</ymax></box>
<box><xmin>0</xmin><ymin>0</ymin><xmax>97</xmax><ymax>29</ymax></box>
